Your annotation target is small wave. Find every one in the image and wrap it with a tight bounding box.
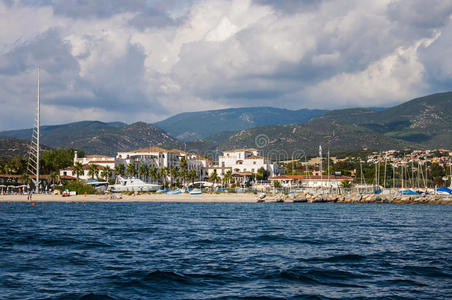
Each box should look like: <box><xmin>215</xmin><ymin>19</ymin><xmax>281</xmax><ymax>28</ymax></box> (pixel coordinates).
<box><xmin>143</xmin><ymin>270</ymin><xmax>188</xmax><ymax>283</ymax></box>
<box><xmin>253</xmin><ymin>234</ymin><xmax>299</xmax><ymax>243</ymax></box>
<box><xmin>276</xmin><ymin>267</ymin><xmax>365</xmax><ymax>288</ymax></box>
<box><xmin>305</xmin><ymin>254</ymin><xmax>366</xmax><ymax>263</ymax></box>
<box><xmin>402</xmin><ymin>266</ymin><xmax>451</xmax><ymax>278</ymax></box>
<box><xmin>79</xmin><ymin>293</ymin><xmax>117</xmax><ymax>300</ymax></box>
<box><xmin>383</xmin><ymin>279</ymin><xmax>427</xmax><ymax>287</ymax></box>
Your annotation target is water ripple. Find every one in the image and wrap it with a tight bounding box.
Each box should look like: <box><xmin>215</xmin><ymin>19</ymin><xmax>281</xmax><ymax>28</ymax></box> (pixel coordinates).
<box><xmin>0</xmin><ymin>202</ymin><xmax>450</xmax><ymax>299</ymax></box>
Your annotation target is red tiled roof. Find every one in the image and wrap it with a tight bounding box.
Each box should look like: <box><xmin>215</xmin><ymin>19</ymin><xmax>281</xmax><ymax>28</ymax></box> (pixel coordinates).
<box><xmin>223</xmin><ymin>148</ymin><xmax>257</xmax><ymax>153</ymax></box>
<box><xmin>269</xmin><ymin>175</ymin><xmax>354</xmax><ymax>181</ymax></box>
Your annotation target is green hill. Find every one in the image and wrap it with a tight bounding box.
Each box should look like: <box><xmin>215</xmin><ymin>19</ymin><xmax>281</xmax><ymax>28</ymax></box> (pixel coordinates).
<box><xmin>0</xmin><ymin>137</ymin><xmax>51</xmax><ymax>160</ymax></box>
<box><xmin>154</xmin><ymin>107</ymin><xmax>328</xmax><ymax>141</ymax></box>
<box><xmin>211</xmin><ymin>119</ymin><xmax>418</xmax><ymax>158</ymax></box>
<box><xmin>315</xmin><ymin>92</ymin><xmax>452</xmax><ymax>147</ymax></box>
<box><xmin>0</xmin><ymin>121</ymin><xmax>176</xmax><ymax>156</ymax></box>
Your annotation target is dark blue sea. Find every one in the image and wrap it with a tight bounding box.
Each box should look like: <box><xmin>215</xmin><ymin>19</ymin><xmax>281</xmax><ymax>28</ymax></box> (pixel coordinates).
<box><xmin>0</xmin><ymin>202</ymin><xmax>451</xmax><ymax>299</ymax></box>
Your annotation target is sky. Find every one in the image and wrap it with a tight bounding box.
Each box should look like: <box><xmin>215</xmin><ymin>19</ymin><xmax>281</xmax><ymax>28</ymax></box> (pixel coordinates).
<box><xmin>0</xmin><ymin>0</ymin><xmax>452</xmax><ymax>130</ymax></box>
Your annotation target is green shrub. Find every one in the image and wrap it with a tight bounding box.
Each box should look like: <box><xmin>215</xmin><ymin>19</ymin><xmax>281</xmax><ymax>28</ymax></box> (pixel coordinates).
<box><xmin>60</xmin><ymin>180</ymin><xmax>97</xmax><ymax>194</ymax></box>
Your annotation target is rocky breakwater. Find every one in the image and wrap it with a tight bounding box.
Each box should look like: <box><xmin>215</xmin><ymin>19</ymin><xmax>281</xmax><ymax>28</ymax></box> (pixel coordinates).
<box><xmin>290</xmin><ymin>192</ymin><xmax>452</xmax><ymax>205</ymax></box>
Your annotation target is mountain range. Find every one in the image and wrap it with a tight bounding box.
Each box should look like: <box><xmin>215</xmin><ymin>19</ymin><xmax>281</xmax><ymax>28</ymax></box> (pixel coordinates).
<box><xmin>0</xmin><ymin>121</ymin><xmax>176</xmax><ymax>156</ymax></box>
<box><xmin>154</xmin><ymin>107</ymin><xmax>328</xmax><ymax>140</ymax></box>
<box><xmin>0</xmin><ymin>91</ymin><xmax>450</xmax><ymax>159</ymax></box>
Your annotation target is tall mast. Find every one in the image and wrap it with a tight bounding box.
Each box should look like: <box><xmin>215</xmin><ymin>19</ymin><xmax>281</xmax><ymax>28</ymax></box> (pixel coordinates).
<box><xmin>327</xmin><ymin>148</ymin><xmax>330</xmax><ymax>187</ymax></box>
<box><xmin>319</xmin><ymin>145</ymin><xmax>322</xmax><ymax>181</ymax></box>
<box><xmin>36</xmin><ymin>66</ymin><xmax>40</xmax><ymax>193</ymax></box>
<box><xmin>27</xmin><ymin>67</ymin><xmax>40</xmax><ymax>193</ymax></box>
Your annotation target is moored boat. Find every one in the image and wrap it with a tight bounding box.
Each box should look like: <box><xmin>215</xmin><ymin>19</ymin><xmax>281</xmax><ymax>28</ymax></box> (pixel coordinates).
<box><xmin>190</xmin><ymin>188</ymin><xmax>202</xmax><ymax>195</ymax></box>
<box><xmin>108</xmin><ymin>176</ymin><xmax>161</xmax><ymax>192</ymax></box>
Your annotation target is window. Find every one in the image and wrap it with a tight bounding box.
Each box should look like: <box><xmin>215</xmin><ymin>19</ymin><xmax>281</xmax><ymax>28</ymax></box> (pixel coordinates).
<box><xmin>253</xmin><ymin>161</ymin><xmax>256</xmax><ymax>164</ymax></box>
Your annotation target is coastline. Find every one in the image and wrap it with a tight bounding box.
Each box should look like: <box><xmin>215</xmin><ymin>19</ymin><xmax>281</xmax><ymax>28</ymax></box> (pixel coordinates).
<box><xmin>0</xmin><ymin>193</ymin><xmax>257</xmax><ymax>203</ymax></box>
<box><xmin>0</xmin><ymin>192</ymin><xmax>451</xmax><ymax>204</ymax></box>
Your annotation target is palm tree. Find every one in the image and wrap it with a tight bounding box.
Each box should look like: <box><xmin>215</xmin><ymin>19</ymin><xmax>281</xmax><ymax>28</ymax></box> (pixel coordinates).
<box><xmin>180</xmin><ymin>156</ymin><xmax>188</xmax><ymax>171</ymax></box>
<box><xmin>170</xmin><ymin>166</ymin><xmax>179</xmax><ymax>187</ymax></box>
<box><xmin>73</xmin><ymin>162</ymin><xmax>84</xmax><ymax>180</ymax></box>
<box><xmin>179</xmin><ymin>169</ymin><xmax>187</xmax><ymax>187</ymax></box>
<box><xmin>126</xmin><ymin>162</ymin><xmax>136</xmax><ymax>177</ymax></box>
<box><xmin>114</xmin><ymin>164</ymin><xmax>125</xmax><ymax>177</ymax></box>
<box><xmin>88</xmin><ymin>164</ymin><xmax>98</xmax><ymax>180</ymax></box>
<box><xmin>188</xmin><ymin>169</ymin><xmax>197</xmax><ymax>186</ymax></box>
<box><xmin>160</xmin><ymin>167</ymin><xmax>168</xmax><ymax>187</ymax></box>
<box><xmin>209</xmin><ymin>170</ymin><xmax>220</xmax><ymax>186</ymax></box>
<box><xmin>19</xmin><ymin>173</ymin><xmax>32</xmax><ymax>194</ymax></box>
<box><xmin>19</xmin><ymin>173</ymin><xmax>32</xmax><ymax>185</ymax></box>
<box><xmin>100</xmin><ymin>166</ymin><xmax>112</xmax><ymax>181</ymax></box>
<box><xmin>224</xmin><ymin>170</ymin><xmax>232</xmax><ymax>188</ymax></box>
<box><xmin>148</xmin><ymin>166</ymin><xmax>158</xmax><ymax>184</ymax></box>
<box><xmin>340</xmin><ymin>179</ymin><xmax>353</xmax><ymax>190</ymax></box>
<box><xmin>49</xmin><ymin>171</ymin><xmax>60</xmax><ymax>189</ymax></box>
<box><xmin>138</xmin><ymin>164</ymin><xmax>148</xmax><ymax>182</ymax></box>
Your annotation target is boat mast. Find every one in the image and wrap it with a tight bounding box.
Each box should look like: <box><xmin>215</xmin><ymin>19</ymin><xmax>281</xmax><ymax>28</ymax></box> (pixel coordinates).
<box><xmin>327</xmin><ymin>148</ymin><xmax>330</xmax><ymax>188</ymax></box>
<box><xmin>319</xmin><ymin>145</ymin><xmax>322</xmax><ymax>181</ymax></box>
<box><xmin>27</xmin><ymin>67</ymin><xmax>40</xmax><ymax>193</ymax></box>
<box><xmin>36</xmin><ymin>66</ymin><xmax>40</xmax><ymax>193</ymax></box>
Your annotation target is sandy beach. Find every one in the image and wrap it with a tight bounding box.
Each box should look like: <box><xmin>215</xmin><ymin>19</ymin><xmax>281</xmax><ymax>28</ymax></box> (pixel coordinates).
<box><xmin>1</xmin><ymin>192</ymin><xmax>450</xmax><ymax>204</ymax></box>
<box><xmin>0</xmin><ymin>193</ymin><xmax>258</xmax><ymax>203</ymax></box>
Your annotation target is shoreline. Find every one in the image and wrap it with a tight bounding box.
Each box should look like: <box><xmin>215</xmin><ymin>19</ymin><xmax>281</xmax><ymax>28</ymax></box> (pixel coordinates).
<box><xmin>0</xmin><ymin>193</ymin><xmax>451</xmax><ymax>204</ymax></box>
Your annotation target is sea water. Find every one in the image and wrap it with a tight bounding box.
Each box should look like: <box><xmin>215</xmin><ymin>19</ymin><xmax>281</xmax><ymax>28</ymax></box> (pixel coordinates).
<box><xmin>0</xmin><ymin>202</ymin><xmax>451</xmax><ymax>299</ymax></box>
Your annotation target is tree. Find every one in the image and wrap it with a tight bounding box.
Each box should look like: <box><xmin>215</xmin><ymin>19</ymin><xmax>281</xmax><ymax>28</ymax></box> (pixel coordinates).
<box><xmin>188</xmin><ymin>169</ymin><xmax>197</xmax><ymax>185</ymax></box>
<box><xmin>115</xmin><ymin>164</ymin><xmax>125</xmax><ymax>177</ymax></box>
<box><xmin>88</xmin><ymin>164</ymin><xmax>99</xmax><ymax>180</ymax></box>
<box><xmin>180</xmin><ymin>156</ymin><xmax>188</xmax><ymax>171</ymax></box>
<box><xmin>49</xmin><ymin>171</ymin><xmax>60</xmax><ymax>188</ymax></box>
<box><xmin>224</xmin><ymin>170</ymin><xmax>233</xmax><ymax>187</ymax></box>
<box><xmin>180</xmin><ymin>169</ymin><xmax>188</xmax><ymax>187</ymax></box>
<box><xmin>126</xmin><ymin>163</ymin><xmax>136</xmax><ymax>177</ymax></box>
<box><xmin>256</xmin><ymin>167</ymin><xmax>270</xmax><ymax>180</ymax></box>
<box><xmin>5</xmin><ymin>155</ymin><xmax>27</xmax><ymax>174</ymax></box>
<box><xmin>73</xmin><ymin>162</ymin><xmax>84</xmax><ymax>180</ymax></box>
<box><xmin>148</xmin><ymin>167</ymin><xmax>158</xmax><ymax>184</ymax></box>
<box><xmin>100</xmin><ymin>166</ymin><xmax>112</xmax><ymax>181</ymax></box>
<box><xmin>170</xmin><ymin>166</ymin><xmax>180</xmax><ymax>187</ymax></box>
<box><xmin>138</xmin><ymin>164</ymin><xmax>148</xmax><ymax>182</ymax></box>
<box><xmin>209</xmin><ymin>170</ymin><xmax>220</xmax><ymax>185</ymax></box>
<box><xmin>160</xmin><ymin>167</ymin><xmax>169</xmax><ymax>187</ymax></box>
<box><xmin>340</xmin><ymin>179</ymin><xmax>353</xmax><ymax>189</ymax></box>
<box><xmin>273</xmin><ymin>180</ymin><xmax>281</xmax><ymax>189</ymax></box>
<box><xmin>19</xmin><ymin>173</ymin><xmax>32</xmax><ymax>185</ymax></box>
<box><xmin>41</xmin><ymin>148</ymin><xmax>83</xmax><ymax>174</ymax></box>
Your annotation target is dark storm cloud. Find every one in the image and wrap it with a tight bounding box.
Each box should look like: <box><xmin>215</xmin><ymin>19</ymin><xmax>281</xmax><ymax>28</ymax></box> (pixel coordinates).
<box><xmin>0</xmin><ymin>29</ymin><xmax>79</xmax><ymax>76</ymax></box>
<box><xmin>1</xmin><ymin>0</ymin><xmax>452</xmax><ymax>130</ymax></box>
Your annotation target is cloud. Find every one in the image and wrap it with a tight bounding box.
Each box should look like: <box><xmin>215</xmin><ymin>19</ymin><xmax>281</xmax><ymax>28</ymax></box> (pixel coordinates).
<box><xmin>0</xmin><ymin>0</ymin><xmax>451</xmax><ymax>130</ymax></box>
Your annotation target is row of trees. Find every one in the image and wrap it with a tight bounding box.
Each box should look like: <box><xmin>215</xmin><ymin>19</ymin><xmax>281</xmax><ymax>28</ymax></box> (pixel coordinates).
<box><xmin>0</xmin><ymin>149</ymin><xmax>82</xmax><ymax>176</ymax></box>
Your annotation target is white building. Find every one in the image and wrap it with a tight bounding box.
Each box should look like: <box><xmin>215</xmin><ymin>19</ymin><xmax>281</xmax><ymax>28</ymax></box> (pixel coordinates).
<box><xmin>116</xmin><ymin>147</ymin><xmax>211</xmax><ymax>181</ymax></box>
<box><xmin>219</xmin><ymin>149</ymin><xmax>278</xmax><ymax>176</ymax></box>
<box><xmin>73</xmin><ymin>152</ymin><xmax>115</xmax><ymax>168</ymax></box>
<box><xmin>60</xmin><ymin>151</ymin><xmax>115</xmax><ymax>180</ymax></box>
<box><xmin>268</xmin><ymin>175</ymin><xmax>354</xmax><ymax>188</ymax></box>
<box><xmin>61</xmin><ymin>164</ymin><xmax>106</xmax><ymax>181</ymax></box>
